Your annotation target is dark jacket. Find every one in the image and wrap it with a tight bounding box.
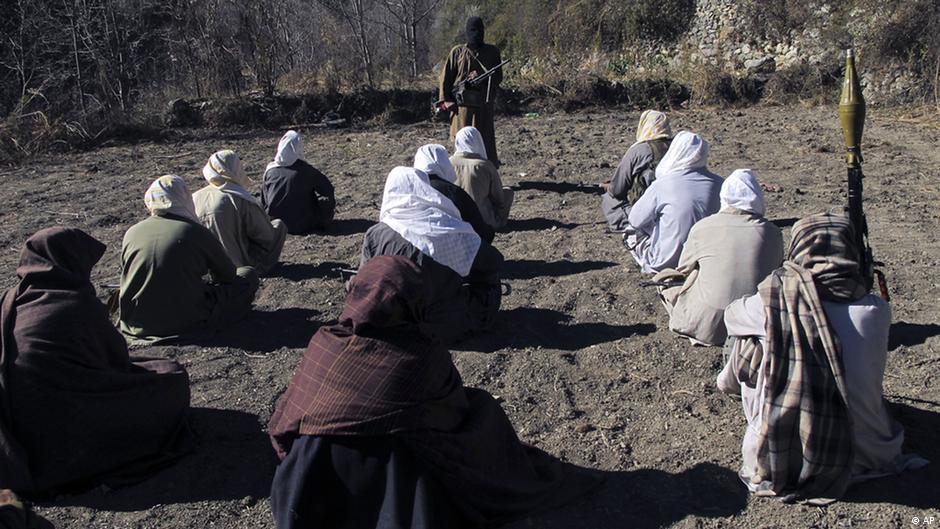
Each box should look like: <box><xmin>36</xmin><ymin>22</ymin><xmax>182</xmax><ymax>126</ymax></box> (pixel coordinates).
<box><xmin>359</xmin><ymin>222</ymin><xmax>503</xmax><ymax>343</ymax></box>
<box><xmin>262</xmin><ymin>161</ymin><xmax>336</xmax><ymax>235</ymax></box>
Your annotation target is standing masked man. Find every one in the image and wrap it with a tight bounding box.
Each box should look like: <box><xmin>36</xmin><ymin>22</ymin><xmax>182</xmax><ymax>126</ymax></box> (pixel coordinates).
<box><xmin>440</xmin><ymin>16</ymin><xmax>504</xmax><ymax>168</ymax></box>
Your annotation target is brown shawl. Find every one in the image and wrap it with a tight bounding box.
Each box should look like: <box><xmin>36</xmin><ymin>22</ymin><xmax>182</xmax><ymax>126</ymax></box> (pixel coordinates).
<box><xmin>733</xmin><ymin>213</ymin><xmax>867</xmax><ymax>502</ymax></box>
<box><xmin>269</xmin><ymin>255</ymin><xmax>600</xmax><ymax>526</ymax></box>
<box><xmin>0</xmin><ymin>228</ymin><xmax>191</xmax><ymax>497</ymax></box>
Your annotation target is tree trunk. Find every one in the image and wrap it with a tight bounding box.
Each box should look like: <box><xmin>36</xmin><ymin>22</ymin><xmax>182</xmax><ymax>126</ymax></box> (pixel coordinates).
<box><xmin>354</xmin><ymin>0</ymin><xmax>375</xmax><ymax>88</ymax></box>
<box><xmin>409</xmin><ymin>19</ymin><xmax>418</xmax><ymax>78</ymax></box>
<box><xmin>66</xmin><ymin>1</ymin><xmax>86</xmax><ymax>115</ymax></box>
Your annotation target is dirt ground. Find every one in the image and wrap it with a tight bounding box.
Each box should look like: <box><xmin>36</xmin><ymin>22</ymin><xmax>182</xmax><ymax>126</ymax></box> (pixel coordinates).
<box><xmin>1</xmin><ymin>104</ymin><xmax>938</xmax><ymax>528</ymax></box>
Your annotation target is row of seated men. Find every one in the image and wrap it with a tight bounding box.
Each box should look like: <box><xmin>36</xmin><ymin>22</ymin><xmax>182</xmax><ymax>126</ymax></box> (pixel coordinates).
<box><xmin>601</xmin><ymin>111</ymin><xmax>928</xmax><ymax>503</ymax></box>
<box><xmin>0</xmin><ymin>125</ymin><xmax>546</xmax><ymax>523</ymax></box>
<box><xmin>122</xmin><ymin>126</ymin><xmax>513</xmax><ymax>346</ymax></box>
<box><xmin>0</xmin><ymin>116</ymin><xmax>930</xmax><ymax>527</ymax></box>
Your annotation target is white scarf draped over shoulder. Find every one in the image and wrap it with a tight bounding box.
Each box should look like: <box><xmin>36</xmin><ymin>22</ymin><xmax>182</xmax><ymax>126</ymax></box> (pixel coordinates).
<box><xmin>414</xmin><ymin>144</ymin><xmax>458</xmax><ymax>184</ymax></box>
<box><xmin>454</xmin><ymin>126</ymin><xmax>488</xmax><ymax>159</ymax></box>
<box><xmin>203</xmin><ymin>149</ymin><xmax>259</xmax><ymax>204</ymax></box>
<box><xmin>721</xmin><ymin>169</ymin><xmax>766</xmax><ymax>216</ymax></box>
<box><xmin>266</xmin><ymin>130</ymin><xmax>305</xmax><ymax>172</ymax></box>
<box><xmin>144</xmin><ymin>174</ymin><xmax>198</xmax><ymax>222</ymax></box>
<box><xmin>379</xmin><ymin>167</ymin><xmax>481</xmax><ymax>277</ymax></box>
<box><xmin>654</xmin><ymin>130</ymin><xmax>710</xmax><ymax>179</ymax></box>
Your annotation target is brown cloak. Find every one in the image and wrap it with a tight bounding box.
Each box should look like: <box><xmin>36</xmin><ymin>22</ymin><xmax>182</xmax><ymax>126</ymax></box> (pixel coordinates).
<box><xmin>0</xmin><ymin>228</ymin><xmax>191</xmax><ymax>497</ymax></box>
<box><xmin>269</xmin><ymin>256</ymin><xmax>599</xmax><ymax>526</ymax></box>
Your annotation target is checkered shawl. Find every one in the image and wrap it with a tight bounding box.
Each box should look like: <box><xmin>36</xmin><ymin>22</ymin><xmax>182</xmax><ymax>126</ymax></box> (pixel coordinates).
<box><xmin>734</xmin><ymin>213</ymin><xmax>868</xmax><ymax>502</ymax></box>
<box><xmin>268</xmin><ymin>256</ymin><xmax>464</xmax><ymax>459</ymax></box>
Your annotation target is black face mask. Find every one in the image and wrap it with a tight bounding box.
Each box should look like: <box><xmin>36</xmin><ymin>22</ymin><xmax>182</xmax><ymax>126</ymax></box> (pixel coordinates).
<box><xmin>466</xmin><ymin>16</ymin><xmax>484</xmax><ymax>49</ymax></box>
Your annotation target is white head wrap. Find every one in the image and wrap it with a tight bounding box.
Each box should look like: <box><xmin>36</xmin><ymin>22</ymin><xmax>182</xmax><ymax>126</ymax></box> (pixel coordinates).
<box><xmin>654</xmin><ymin>131</ymin><xmax>710</xmax><ymax>179</ymax></box>
<box><xmin>379</xmin><ymin>167</ymin><xmax>481</xmax><ymax>277</ymax></box>
<box><xmin>144</xmin><ymin>175</ymin><xmax>198</xmax><ymax>222</ymax></box>
<box><xmin>454</xmin><ymin>126</ymin><xmax>488</xmax><ymax>159</ymax></box>
<box><xmin>413</xmin><ymin>144</ymin><xmax>458</xmax><ymax>184</ymax></box>
<box><xmin>203</xmin><ymin>150</ymin><xmax>258</xmax><ymax>204</ymax></box>
<box><xmin>266</xmin><ymin>130</ymin><xmax>304</xmax><ymax>171</ymax></box>
<box><xmin>720</xmin><ymin>169</ymin><xmax>766</xmax><ymax>216</ymax></box>
<box><xmin>634</xmin><ymin>110</ymin><xmax>672</xmax><ymax>144</ymax></box>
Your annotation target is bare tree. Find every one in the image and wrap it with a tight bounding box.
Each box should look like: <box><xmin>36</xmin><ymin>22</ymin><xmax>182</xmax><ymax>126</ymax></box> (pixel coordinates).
<box><xmin>0</xmin><ymin>0</ymin><xmax>58</xmax><ymax>114</ymax></box>
<box><xmin>379</xmin><ymin>0</ymin><xmax>442</xmax><ymax>78</ymax></box>
<box><xmin>62</xmin><ymin>0</ymin><xmax>87</xmax><ymax>114</ymax></box>
<box><xmin>315</xmin><ymin>0</ymin><xmax>379</xmax><ymax>88</ymax></box>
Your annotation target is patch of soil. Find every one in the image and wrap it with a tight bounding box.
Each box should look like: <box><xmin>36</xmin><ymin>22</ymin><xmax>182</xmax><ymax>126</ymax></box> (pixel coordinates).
<box><xmin>0</xmin><ymin>105</ymin><xmax>937</xmax><ymax>528</ymax></box>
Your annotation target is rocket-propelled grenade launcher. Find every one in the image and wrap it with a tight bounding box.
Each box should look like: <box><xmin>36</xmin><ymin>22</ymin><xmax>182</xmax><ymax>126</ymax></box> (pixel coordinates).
<box><xmin>839</xmin><ymin>49</ymin><xmax>889</xmax><ymax>300</ymax></box>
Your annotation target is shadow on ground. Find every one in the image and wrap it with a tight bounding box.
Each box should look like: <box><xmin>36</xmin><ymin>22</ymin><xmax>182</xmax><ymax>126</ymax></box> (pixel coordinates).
<box><xmin>191</xmin><ymin>308</ymin><xmax>320</xmax><ymax>353</ymax></box>
<box><xmin>322</xmin><ymin>218</ymin><xmax>374</xmax><ymax>236</ymax></box>
<box><xmin>453</xmin><ymin>307</ymin><xmax>655</xmax><ymax>352</ymax></box>
<box><xmin>772</xmin><ymin>217</ymin><xmax>799</xmax><ymax>228</ymax></box>
<box><xmin>844</xmin><ymin>403</ymin><xmax>940</xmax><ymax>508</ymax></box>
<box><xmin>503</xmin><ymin>218</ymin><xmax>586</xmax><ymax>232</ymax></box>
<box><xmin>513</xmin><ymin>181</ymin><xmax>604</xmax><ymax>195</ymax></box>
<box><xmin>889</xmin><ymin>321</ymin><xmax>940</xmax><ymax>350</ymax></box>
<box><xmin>504</xmin><ymin>462</ymin><xmax>747</xmax><ymax>529</ymax></box>
<box><xmin>275</xmin><ymin>261</ymin><xmax>350</xmax><ymax>282</ymax></box>
<box><xmin>503</xmin><ymin>259</ymin><xmax>618</xmax><ymax>280</ymax></box>
<box><xmin>49</xmin><ymin>407</ymin><xmax>277</xmax><ymax>511</ymax></box>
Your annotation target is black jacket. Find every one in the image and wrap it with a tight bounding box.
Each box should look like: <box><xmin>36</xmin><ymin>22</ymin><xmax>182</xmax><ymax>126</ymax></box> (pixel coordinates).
<box><xmin>262</xmin><ymin>161</ymin><xmax>336</xmax><ymax>235</ymax></box>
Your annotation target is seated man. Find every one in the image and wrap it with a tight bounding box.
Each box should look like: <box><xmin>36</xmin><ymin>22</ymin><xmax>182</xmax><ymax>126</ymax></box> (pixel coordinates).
<box><xmin>360</xmin><ymin>167</ymin><xmax>503</xmax><ymax>344</ymax></box>
<box><xmin>717</xmin><ymin>213</ymin><xmax>927</xmax><ymax>504</ymax></box>
<box><xmin>268</xmin><ymin>256</ymin><xmax>600</xmax><ymax>529</ymax></box>
<box><xmin>600</xmin><ymin>110</ymin><xmax>672</xmax><ymax>232</ymax></box>
<box><xmin>262</xmin><ymin>130</ymin><xmax>336</xmax><ymax>235</ymax></box>
<box><xmin>194</xmin><ymin>150</ymin><xmax>288</xmax><ymax>275</ymax></box>
<box><xmin>414</xmin><ymin>143</ymin><xmax>495</xmax><ymax>243</ymax></box>
<box><xmin>450</xmin><ymin>126</ymin><xmax>513</xmax><ymax>230</ymax></box>
<box><xmin>120</xmin><ymin>175</ymin><xmax>259</xmax><ymax>344</ymax></box>
<box><xmin>0</xmin><ymin>227</ymin><xmax>191</xmax><ymax>497</ymax></box>
<box><xmin>655</xmin><ymin>169</ymin><xmax>783</xmax><ymax>346</ymax></box>
<box><xmin>626</xmin><ymin>131</ymin><xmax>723</xmax><ymax>273</ymax></box>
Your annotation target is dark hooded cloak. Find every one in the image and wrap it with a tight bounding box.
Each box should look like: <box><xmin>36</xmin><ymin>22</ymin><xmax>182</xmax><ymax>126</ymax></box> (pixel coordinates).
<box><xmin>269</xmin><ymin>256</ymin><xmax>600</xmax><ymax>528</ymax></box>
<box><xmin>0</xmin><ymin>227</ymin><xmax>191</xmax><ymax>497</ymax></box>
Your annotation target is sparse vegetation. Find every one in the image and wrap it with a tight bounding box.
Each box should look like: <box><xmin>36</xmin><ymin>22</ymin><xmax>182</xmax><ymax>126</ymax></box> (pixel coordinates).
<box><xmin>1</xmin><ymin>0</ymin><xmax>937</xmax><ymax>163</ymax></box>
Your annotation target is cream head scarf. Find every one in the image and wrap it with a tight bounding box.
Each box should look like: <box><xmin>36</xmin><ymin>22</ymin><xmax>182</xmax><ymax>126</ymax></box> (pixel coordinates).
<box><xmin>721</xmin><ymin>169</ymin><xmax>766</xmax><ymax>216</ymax></box>
<box><xmin>635</xmin><ymin>110</ymin><xmax>672</xmax><ymax>144</ymax></box>
<box><xmin>654</xmin><ymin>131</ymin><xmax>710</xmax><ymax>179</ymax></box>
<box><xmin>203</xmin><ymin>150</ymin><xmax>258</xmax><ymax>203</ymax></box>
<box><xmin>379</xmin><ymin>167</ymin><xmax>481</xmax><ymax>277</ymax></box>
<box><xmin>144</xmin><ymin>175</ymin><xmax>198</xmax><ymax>222</ymax></box>
<box><xmin>266</xmin><ymin>130</ymin><xmax>305</xmax><ymax>171</ymax></box>
<box><xmin>414</xmin><ymin>144</ymin><xmax>459</xmax><ymax>184</ymax></box>
<box><xmin>454</xmin><ymin>126</ymin><xmax>488</xmax><ymax>159</ymax></box>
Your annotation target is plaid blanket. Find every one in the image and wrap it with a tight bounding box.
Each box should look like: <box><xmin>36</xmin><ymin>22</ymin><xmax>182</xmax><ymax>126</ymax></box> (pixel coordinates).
<box><xmin>734</xmin><ymin>213</ymin><xmax>868</xmax><ymax>503</ymax></box>
<box><xmin>268</xmin><ymin>255</ymin><xmax>601</xmax><ymax>525</ymax></box>
<box><xmin>268</xmin><ymin>255</ymin><xmax>462</xmax><ymax>458</ymax></box>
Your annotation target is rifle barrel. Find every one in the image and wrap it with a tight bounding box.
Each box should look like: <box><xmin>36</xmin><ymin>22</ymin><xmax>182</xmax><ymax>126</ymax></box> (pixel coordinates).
<box><xmin>465</xmin><ymin>59</ymin><xmax>510</xmax><ymax>87</ymax></box>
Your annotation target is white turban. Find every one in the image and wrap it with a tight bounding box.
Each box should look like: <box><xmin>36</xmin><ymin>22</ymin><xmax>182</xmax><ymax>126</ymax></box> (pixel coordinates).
<box><xmin>414</xmin><ymin>144</ymin><xmax>458</xmax><ymax>184</ymax></box>
<box><xmin>634</xmin><ymin>110</ymin><xmax>672</xmax><ymax>144</ymax></box>
<box><xmin>720</xmin><ymin>169</ymin><xmax>766</xmax><ymax>216</ymax></box>
<box><xmin>267</xmin><ymin>130</ymin><xmax>304</xmax><ymax>171</ymax></box>
<box><xmin>654</xmin><ymin>131</ymin><xmax>710</xmax><ymax>179</ymax></box>
<box><xmin>203</xmin><ymin>149</ymin><xmax>257</xmax><ymax>204</ymax></box>
<box><xmin>144</xmin><ymin>175</ymin><xmax>198</xmax><ymax>222</ymax></box>
<box><xmin>454</xmin><ymin>126</ymin><xmax>488</xmax><ymax>159</ymax></box>
<box><xmin>379</xmin><ymin>167</ymin><xmax>481</xmax><ymax>277</ymax></box>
